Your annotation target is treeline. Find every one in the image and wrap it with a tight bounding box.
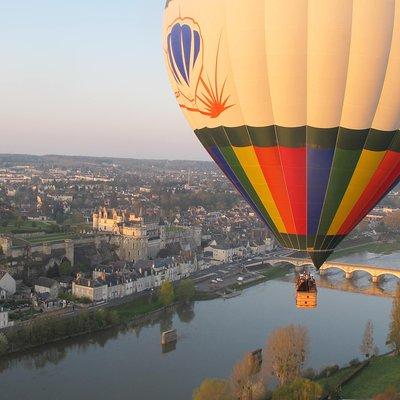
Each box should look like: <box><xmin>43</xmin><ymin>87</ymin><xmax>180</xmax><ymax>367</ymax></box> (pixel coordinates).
<box><xmin>0</xmin><ymin>309</ymin><xmax>120</xmax><ymax>355</ymax></box>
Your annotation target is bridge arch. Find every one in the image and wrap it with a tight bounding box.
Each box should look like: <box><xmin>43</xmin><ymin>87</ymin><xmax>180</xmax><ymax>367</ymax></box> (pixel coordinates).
<box><xmin>374</xmin><ymin>272</ymin><xmax>400</xmax><ymax>281</ymax></box>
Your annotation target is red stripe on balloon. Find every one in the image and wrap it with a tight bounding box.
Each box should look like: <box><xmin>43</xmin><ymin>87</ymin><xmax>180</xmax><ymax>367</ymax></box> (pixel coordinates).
<box><xmin>254</xmin><ymin>146</ymin><xmax>297</xmax><ymax>234</ymax></box>
<box><xmin>338</xmin><ymin>150</ymin><xmax>400</xmax><ymax>235</ymax></box>
<box><xmin>279</xmin><ymin>146</ymin><xmax>307</xmax><ymax>235</ymax></box>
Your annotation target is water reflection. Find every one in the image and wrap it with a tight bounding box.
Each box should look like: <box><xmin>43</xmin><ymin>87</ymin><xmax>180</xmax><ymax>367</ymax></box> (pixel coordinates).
<box><xmin>176</xmin><ymin>302</ymin><xmax>195</xmax><ymax>323</ymax></box>
<box><xmin>0</xmin><ymin>248</ymin><xmax>398</xmax><ymax>400</ymax></box>
<box><xmin>0</xmin><ymin>302</ymin><xmax>197</xmax><ymax>373</ymax></box>
<box><xmin>0</xmin><ymin>346</ymin><xmax>67</xmax><ymax>374</ymax></box>
<box><xmin>162</xmin><ymin>341</ymin><xmax>177</xmax><ymax>354</ymax></box>
<box><xmin>0</xmin><ymin>327</ymin><xmax>121</xmax><ymax>373</ymax></box>
<box><xmin>317</xmin><ymin>269</ymin><xmax>398</xmax><ymax>297</ymax></box>
<box><xmin>0</xmin><ymin>278</ymin><xmax>393</xmax><ymax>400</ymax></box>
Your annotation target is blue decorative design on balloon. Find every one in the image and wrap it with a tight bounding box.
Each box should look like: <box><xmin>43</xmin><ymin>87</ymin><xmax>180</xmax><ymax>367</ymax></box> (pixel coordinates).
<box><xmin>167</xmin><ymin>22</ymin><xmax>202</xmax><ymax>86</ymax></box>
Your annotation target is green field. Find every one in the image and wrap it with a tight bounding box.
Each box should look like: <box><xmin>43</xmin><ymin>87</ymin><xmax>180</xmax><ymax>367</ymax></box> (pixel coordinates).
<box><xmin>26</xmin><ymin>233</ymin><xmax>75</xmax><ymax>244</ymax></box>
<box><xmin>112</xmin><ymin>297</ymin><xmax>163</xmax><ymax>322</ymax></box>
<box><xmin>317</xmin><ymin>355</ymin><xmax>400</xmax><ymax>398</ymax></box>
<box><xmin>317</xmin><ymin>366</ymin><xmax>358</xmax><ymax>389</ymax></box>
<box><xmin>0</xmin><ymin>219</ymin><xmax>57</xmax><ymax>234</ymax></box>
<box><xmin>341</xmin><ymin>355</ymin><xmax>400</xmax><ymax>398</ymax></box>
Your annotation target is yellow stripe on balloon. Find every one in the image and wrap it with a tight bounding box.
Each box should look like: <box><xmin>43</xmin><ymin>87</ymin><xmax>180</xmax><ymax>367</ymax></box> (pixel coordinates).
<box><xmin>327</xmin><ymin>150</ymin><xmax>386</xmax><ymax>235</ymax></box>
<box><xmin>232</xmin><ymin>146</ymin><xmax>287</xmax><ymax>234</ymax></box>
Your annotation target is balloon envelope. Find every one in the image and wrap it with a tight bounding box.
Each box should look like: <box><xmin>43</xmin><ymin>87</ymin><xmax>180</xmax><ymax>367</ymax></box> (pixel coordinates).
<box><xmin>163</xmin><ymin>0</ymin><xmax>400</xmax><ymax>268</ymax></box>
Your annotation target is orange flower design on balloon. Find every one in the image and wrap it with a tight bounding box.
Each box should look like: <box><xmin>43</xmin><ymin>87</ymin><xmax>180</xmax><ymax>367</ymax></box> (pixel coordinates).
<box><xmin>165</xmin><ymin>18</ymin><xmax>234</xmax><ymax>119</ymax></box>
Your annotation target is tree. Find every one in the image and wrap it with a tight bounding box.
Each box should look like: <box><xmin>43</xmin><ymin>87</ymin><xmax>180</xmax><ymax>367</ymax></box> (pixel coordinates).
<box><xmin>388</xmin><ymin>283</ymin><xmax>400</xmax><ymax>355</ymax></box>
<box><xmin>176</xmin><ymin>279</ymin><xmax>195</xmax><ymax>303</ymax></box>
<box><xmin>70</xmin><ymin>211</ymin><xmax>84</xmax><ymax>224</ymax></box>
<box><xmin>360</xmin><ymin>320</ymin><xmax>377</xmax><ymax>358</ymax></box>
<box><xmin>271</xmin><ymin>378</ymin><xmax>323</xmax><ymax>400</ymax></box>
<box><xmin>15</xmin><ymin>215</ymin><xmax>23</xmax><ymax>228</ymax></box>
<box><xmin>159</xmin><ymin>281</ymin><xmax>174</xmax><ymax>307</ymax></box>
<box><xmin>59</xmin><ymin>259</ymin><xmax>72</xmax><ymax>276</ymax></box>
<box><xmin>374</xmin><ymin>387</ymin><xmax>400</xmax><ymax>400</ymax></box>
<box><xmin>0</xmin><ymin>333</ymin><xmax>8</xmax><ymax>355</ymax></box>
<box><xmin>193</xmin><ymin>378</ymin><xmax>233</xmax><ymax>400</ymax></box>
<box><xmin>264</xmin><ymin>325</ymin><xmax>309</xmax><ymax>386</ymax></box>
<box><xmin>231</xmin><ymin>352</ymin><xmax>266</xmax><ymax>400</ymax></box>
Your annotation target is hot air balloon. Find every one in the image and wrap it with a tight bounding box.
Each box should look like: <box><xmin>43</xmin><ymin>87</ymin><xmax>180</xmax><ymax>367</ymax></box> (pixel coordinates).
<box><xmin>163</xmin><ymin>0</ymin><xmax>400</xmax><ymax>269</ymax></box>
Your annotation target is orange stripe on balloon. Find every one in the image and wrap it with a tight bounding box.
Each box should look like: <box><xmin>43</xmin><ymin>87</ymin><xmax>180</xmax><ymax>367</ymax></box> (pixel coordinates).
<box><xmin>338</xmin><ymin>150</ymin><xmax>400</xmax><ymax>235</ymax></box>
<box><xmin>254</xmin><ymin>146</ymin><xmax>297</xmax><ymax>234</ymax></box>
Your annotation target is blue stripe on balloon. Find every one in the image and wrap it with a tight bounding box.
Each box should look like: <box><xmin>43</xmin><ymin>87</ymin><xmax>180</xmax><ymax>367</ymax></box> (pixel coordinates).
<box><xmin>171</xmin><ymin>24</ymin><xmax>188</xmax><ymax>84</ymax></box>
<box><xmin>167</xmin><ymin>34</ymin><xmax>181</xmax><ymax>84</ymax></box>
<box><xmin>182</xmin><ymin>25</ymin><xmax>192</xmax><ymax>81</ymax></box>
<box><xmin>193</xmin><ymin>31</ymin><xmax>200</xmax><ymax>67</ymax></box>
<box><xmin>307</xmin><ymin>148</ymin><xmax>335</xmax><ymax>235</ymax></box>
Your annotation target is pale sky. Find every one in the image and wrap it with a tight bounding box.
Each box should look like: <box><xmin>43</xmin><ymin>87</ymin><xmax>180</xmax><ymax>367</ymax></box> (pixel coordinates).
<box><xmin>0</xmin><ymin>1</ymin><xmax>208</xmax><ymax>160</ymax></box>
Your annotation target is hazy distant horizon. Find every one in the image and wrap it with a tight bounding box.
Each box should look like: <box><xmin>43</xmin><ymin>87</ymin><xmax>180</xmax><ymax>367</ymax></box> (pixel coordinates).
<box><xmin>0</xmin><ymin>1</ymin><xmax>208</xmax><ymax>161</ymax></box>
<box><xmin>0</xmin><ymin>152</ymin><xmax>214</xmax><ymax>163</ymax></box>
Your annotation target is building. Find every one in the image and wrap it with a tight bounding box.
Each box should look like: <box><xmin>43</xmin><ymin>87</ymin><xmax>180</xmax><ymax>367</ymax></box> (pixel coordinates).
<box><xmin>72</xmin><ymin>255</ymin><xmax>198</xmax><ymax>302</ymax></box>
<box><xmin>0</xmin><ymin>271</ymin><xmax>16</xmax><ymax>300</ymax></box>
<box><xmin>34</xmin><ymin>277</ymin><xmax>60</xmax><ymax>300</ymax></box>
<box><xmin>211</xmin><ymin>244</ymin><xmax>242</xmax><ymax>263</ymax></box>
<box><xmin>72</xmin><ymin>277</ymin><xmax>108</xmax><ymax>302</ymax></box>
<box><xmin>93</xmin><ymin>208</ymin><xmax>201</xmax><ymax>263</ymax></box>
<box><xmin>0</xmin><ymin>309</ymin><xmax>13</xmax><ymax>329</ymax></box>
<box><xmin>93</xmin><ymin>207</ymin><xmax>166</xmax><ymax>261</ymax></box>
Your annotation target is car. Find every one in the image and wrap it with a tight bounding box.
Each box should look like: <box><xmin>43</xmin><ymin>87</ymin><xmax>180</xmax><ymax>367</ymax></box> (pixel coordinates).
<box><xmin>211</xmin><ymin>279</ymin><xmax>218</xmax><ymax>284</ymax></box>
<box><xmin>237</xmin><ymin>277</ymin><xmax>244</xmax><ymax>282</ymax></box>
<box><xmin>216</xmin><ymin>278</ymin><xmax>223</xmax><ymax>282</ymax></box>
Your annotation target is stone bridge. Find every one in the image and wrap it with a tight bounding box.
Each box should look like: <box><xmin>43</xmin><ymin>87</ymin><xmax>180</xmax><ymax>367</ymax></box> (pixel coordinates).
<box><xmin>263</xmin><ymin>257</ymin><xmax>400</xmax><ymax>283</ymax></box>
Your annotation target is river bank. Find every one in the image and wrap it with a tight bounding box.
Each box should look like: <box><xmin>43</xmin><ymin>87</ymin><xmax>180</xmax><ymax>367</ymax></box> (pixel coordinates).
<box><xmin>3</xmin><ymin>236</ymin><xmax>397</xmax><ymax>359</ymax></box>
<box><xmin>333</xmin><ymin>234</ymin><xmax>400</xmax><ymax>260</ymax></box>
<box><xmin>0</xmin><ymin>263</ymin><xmax>292</xmax><ymax>358</ymax></box>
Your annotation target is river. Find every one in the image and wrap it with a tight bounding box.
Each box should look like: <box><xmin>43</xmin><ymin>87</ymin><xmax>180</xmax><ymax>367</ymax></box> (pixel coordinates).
<box><xmin>0</xmin><ymin>250</ymin><xmax>398</xmax><ymax>400</ymax></box>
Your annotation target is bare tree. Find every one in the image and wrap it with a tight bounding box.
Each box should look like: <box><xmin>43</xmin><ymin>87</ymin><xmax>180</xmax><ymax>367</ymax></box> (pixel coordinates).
<box><xmin>388</xmin><ymin>283</ymin><xmax>400</xmax><ymax>356</ymax></box>
<box><xmin>230</xmin><ymin>352</ymin><xmax>266</xmax><ymax>400</ymax></box>
<box><xmin>360</xmin><ymin>320</ymin><xmax>377</xmax><ymax>358</ymax></box>
<box><xmin>263</xmin><ymin>325</ymin><xmax>309</xmax><ymax>386</ymax></box>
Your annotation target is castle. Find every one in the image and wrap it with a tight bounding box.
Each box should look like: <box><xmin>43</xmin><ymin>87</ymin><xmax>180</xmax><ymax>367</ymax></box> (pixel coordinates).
<box><xmin>93</xmin><ymin>207</ymin><xmax>166</xmax><ymax>261</ymax></box>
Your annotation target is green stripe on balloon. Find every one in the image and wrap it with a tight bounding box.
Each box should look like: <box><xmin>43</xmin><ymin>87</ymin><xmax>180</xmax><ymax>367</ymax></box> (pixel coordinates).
<box><xmin>314</xmin><ymin>128</ymin><xmax>369</xmax><ymax>249</ymax></box>
<box><xmin>200</xmin><ymin>126</ymin><xmax>293</xmax><ymax>248</ymax></box>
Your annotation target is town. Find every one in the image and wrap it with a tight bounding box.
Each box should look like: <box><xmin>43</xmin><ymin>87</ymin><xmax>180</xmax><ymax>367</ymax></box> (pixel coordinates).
<box><xmin>0</xmin><ymin>155</ymin><xmax>276</xmax><ymax>327</ymax></box>
<box><xmin>0</xmin><ymin>154</ymin><xmax>399</xmax><ymax>331</ymax></box>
